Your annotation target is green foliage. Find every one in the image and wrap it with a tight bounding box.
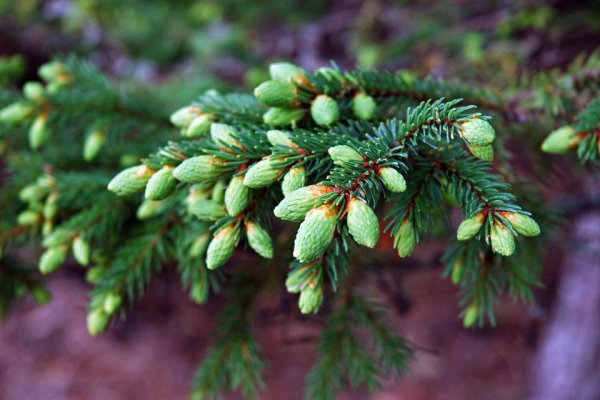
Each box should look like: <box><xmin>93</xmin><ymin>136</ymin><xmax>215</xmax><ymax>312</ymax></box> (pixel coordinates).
<box><xmin>0</xmin><ymin>52</ymin><xmax>598</xmax><ymax>398</ymax></box>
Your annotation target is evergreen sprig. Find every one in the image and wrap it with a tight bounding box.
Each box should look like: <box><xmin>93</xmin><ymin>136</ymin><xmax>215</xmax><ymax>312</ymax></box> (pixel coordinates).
<box><xmin>3</xmin><ymin>56</ymin><xmax>592</xmax><ymax>398</ymax></box>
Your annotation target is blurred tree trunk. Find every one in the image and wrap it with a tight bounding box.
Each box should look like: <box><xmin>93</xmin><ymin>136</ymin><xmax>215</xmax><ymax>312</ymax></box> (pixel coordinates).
<box><xmin>530</xmin><ymin>206</ymin><xmax>600</xmax><ymax>400</ymax></box>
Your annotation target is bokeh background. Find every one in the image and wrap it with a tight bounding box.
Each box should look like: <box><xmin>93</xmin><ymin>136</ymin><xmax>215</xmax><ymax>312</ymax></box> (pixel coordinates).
<box><xmin>1</xmin><ymin>0</ymin><xmax>600</xmax><ymax>399</ymax></box>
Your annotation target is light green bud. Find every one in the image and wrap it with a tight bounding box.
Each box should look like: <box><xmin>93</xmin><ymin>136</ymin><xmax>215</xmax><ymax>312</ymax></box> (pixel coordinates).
<box><xmin>23</xmin><ymin>81</ymin><xmax>45</xmax><ymax>102</ymax></box>
<box><xmin>505</xmin><ymin>212</ymin><xmax>540</xmax><ymax>237</ymax></box>
<box><xmin>490</xmin><ymin>224</ymin><xmax>515</xmax><ymax>256</ymax></box>
<box><xmin>170</xmin><ymin>105</ymin><xmax>202</xmax><ymax>127</ymax></box>
<box><xmin>0</xmin><ymin>102</ymin><xmax>34</xmax><ymax>123</ymax></box>
<box><xmin>328</xmin><ymin>145</ymin><xmax>362</xmax><ymax>165</ymax></box>
<box><xmin>17</xmin><ymin>210</ymin><xmax>40</xmax><ymax>226</ymax></box>
<box><xmin>266</xmin><ymin>130</ymin><xmax>295</xmax><ymax>147</ymax></box>
<box><xmin>87</xmin><ymin>308</ymin><xmax>110</xmax><ymax>336</ymax></box>
<box><xmin>184</xmin><ymin>115</ymin><xmax>213</xmax><ymax>138</ymax></box>
<box><xmin>103</xmin><ymin>292</ymin><xmax>123</xmax><ymax>314</ymax></box>
<box><xmin>72</xmin><ymin>236</ymin><xmax>91</xmax><ymax>266</ymax></box>
<box><xmin>83</xmin><ymin>130</ymin><xmax>107</xmax><ymax>161</ymax></box>
<box><xmin>108</xmin><ymin>165</ymin><xmax>154</xmax><ymax>196</ymax></box>
<box><xmin>293</xmin><ymin>204</ymin><xmax>337</xmax><ymax>262</ymax></box>
<box><xmin>394</xmin><ymin>220</ymin><xmax>416</xmax><ymax>258</ymax></box>
<box><xmin>346</xmin><ymin>197</ymin><xmax>379</xmax><ymax>248</ymax></box>
<box><xmin>254</xmin><ymin>80</ymin><xmax>297</xmax><ymax>107</ymax></box>
<box><xmin>225</xmin><ymin>175</ymin><xmax>251</xmax><ymax>216</ymax></box>
<box><xmin>310</xmin><ymin>95</ymin><xmax>339</xmax><ymax>126</ymax></box>
<box><xmin>243</xmin><ymin>157</ymin><xmax>285</xmax><ymax>188</ymax></box>
<box><xmin>29</xmin><ymin>114</ymin><xmax>50</xmax><ymax>150</ymax></box>
<box><xmin>211</xmin><ymin>180</ymin><xmax>227</xmax><ymax>202</ymax></box>
<box><xmin>379</xmin><ymin>167</ymin><xmax>406</xmax><ymax>193</ymax></box>
<box><xmin>246</xmin><ymin>220</ymin><xmax>273</xmax><ymax>259</ymax></box>
<box><xmin>460</xmin><ymin>118</ymin><xmax>496</xmax><ymax>146</ymax></box>
<box><xmin>269</xmin><ymin>62</ymin><xmax>305</xmax><ymax>82</ymax></box>
<box><xmin>39</xmin><ymin>61</ymin><xmax>69</xmax><ymax>83</ymax></box>
<box><xmin>19</xmin><ymin>184</ymin><xmax>46</xmax><ymax>203</ymax></box>
<box><xmin>463</xmin><ymin>303</ymin><xmax>479</xmax><ymax>328</ymax></box>
<box><xmin>457</xmin><ymin>213</ymin><xmax>484</xmax><ymax>241</ymax></box>
<box><xmin>299</xmin><ymin>280</ymin><xmax>323</xmax><ymax>314</ymax></box>
<box><xmin>352</xmin><ymin>92</ymin><xmax>376</xmax><ymax>120</ymax></box>
<box><xmin>39</xmin><ymin>246</ymin><xmax>68</xmax><ymax>274</ymax></box>
<box><xmin>136</xmin><ymin>199</ymin><xmax>164</xmax><ymax>220</ymax></box>
<box><xmin>274</xmin><ymin>185</ymin><xmax>334</xmax><ymax>221</ymax></box>
<box><xmin>189</xmin><ymin>233</ymin><xmax>211</xmax><ymax>257</ymax></box>
<box><xmin>188</xmin><ymin>199</ymin><xmax>227</xmax><ymax>221</ymax></box>
<box><xmin>285</xmin><ymin>266</ymin><xmax>309</xmax><ymax>293</ymax></box>
<box><xmin>210</xmin><ymin>123</ymin><xmax>242</xmax><ymax>148</ymax></box>
<box><xmin>206</xmin><ymin>224</ymin><xmax>241</xmax><ymax>269</ymax></box>
<box><xmin>43</xmin><ymin>192</ymin><xmax>58</xmax><ymax>220</ymax></box>
<box><xmin>263</xmin><ymin>107</ymin><xmax>306</xmax><ymax>126</ymax></box>
<box><xmin>281</xmin><ymin>166</ymin><xmax>306</xmax><ymax>196</ymax></box>
<box><xmin>469</xmin><ymin>144</ymin><xmax>494</xmax><ymax>161</ymax></box>
<box><xmin>541</xmin><ymin>126</ymin><xmax>579</xmax><ymax>154</ymax></box>
<box><xmin>145</xmin><ymin>165</ymin><xmax>177</xmax><ymax>200</ymax></box>
<box><xmin>172</xmin><ymin>155</ymin><xmax>223</xmax><ymax>183</ymax></box>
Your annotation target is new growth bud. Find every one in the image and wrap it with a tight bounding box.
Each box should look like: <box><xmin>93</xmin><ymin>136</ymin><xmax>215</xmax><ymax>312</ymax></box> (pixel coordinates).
<box><xmin>490</xmin><ymin>223</ymin><xmax>515</xmax><ymax>256</ymax></box>
<box><xmin>293</xmin><ymin>204</ymin><xmax>337</xmax><ymax>262</ymax></box>
<box><xmin>269</xmin><ymin>62</ymin><xmax>305</xmax><ymax>82</ymax></box>
<box><xmin>83</xmin><ymin>130</ymin><xmax>107</xmax><ymax>161</ymax></box>
<box><xmin>0</xmin><ymin>102</ymin><xmax>34</xmax><ymax>123</ymax></box>
<box><xmin>468</xmin><ymin>144</ymin><xmax>494</xmax><ymax>161</ymax></box>
<box><xmin>541</xmin><ymin>126</ymin><xmax>579</xmax><ymax>154</ymax></box>
<box><xmin>457</xmin><ymin>212</ymin><xmax>484</xmax><ymax>241</ymax></box>
<box><xmin>72</xmin><ymin>235</ymin><xmax>91</xmax><ymax>266</ymax></box>
<box><xmin>108</xmin><ymin>165</ymin><xmax>154</xmax><ymax>196</ymax></box>
<box><xmin>310</xmin><ymin>95</ymin><xmax>339</xmax><ymax>126</ymax></box>
<box><xmin>170</xmin><ymin>105</ymin><xmax>202</xmax><ymax>127</ymax></box>
<box><xmin>243</xmin><ymin>157</ymin><xmax>285</xmax><ymax>188</ymax></box>
<box><xmin>39</xmin><ymin>246</ymin><xmax>68</xmax><ymax>274</ymax></box>
<box><xmin>346</xmin><ymin>197</ymin><xmax>380</xmax><ymax>248</ymax></box>
<box><xmin>267</xmin><ymin>130</ymin><xmax>295</xmax><ymax>147</ymax></box>
<box><xmin>206</xmin><ymin>224</ymin><xmax>241</xmax><ymax>270</ymax></box>
<box><xmin>395</xmin><ymin>219</ymin><xmax>416</xmax><ymax>257</ymax></box>
<box><xmin>246</xmin><ymin>220</ymin><xmax>274</xmax><ymax>259</ymax></box>
<box><xmin>281</xmin><ymin>166</ymin><xmax>306</xmax><ymax>196</ymax></box>
<box><xmin>378</xmin><ymin>167</ymin><xmax>406</xmax><ymax>193</ymax></box>
<box><xmin>254</xmin><ymin>80</ymin><xmax>297</xmax><ymax>107</ymax></box>
<box><xmin>274</xmin><ymin>185</ymin><xmax>334</xmax><ymax>221</ymax></box>
<box><xmin>225</xmin><ymin>175</ymin><xmax>251</xmax><ymax>216</ymax></box>
<box><xmin>29</xmin><ymin>113</ymin><xmax>50</xmax><ymax>150</ymax></box>
<box><xmin>172</xmin><ymin>155</ymin><xmax>223</xmax><ymax>183</ymax></box>
<box><xmin>352</xmin><ymin>92</ymin><xmax>377</xmax><ymax>120</ymax></box>
<box><xmin>328</xmin><ymin>145</ymin><xmax>362</xmax><ymax>165</ymax></box>
<box><xmin>504</xmin><ymin>212</ymin><xmax>541</xmax><ymax>237</ymax></box>
<box><xmin>263</xmin><ymin>107</ymin><xmax>306</xmax><ymax>126</ymax></box>
<box><xmin>145</xmin><ymin>165</ymin><xmax>177</xmax><ymax>200</ymax></box>
<box><xmin>460</xmin><ymin>118</ymin><xmax>496</xmax><ymax>146</ymax></box>
<box><xmin>184</xmin><ymin>115</ymin><xmax>213</xmax><ymax>138</ymax></box>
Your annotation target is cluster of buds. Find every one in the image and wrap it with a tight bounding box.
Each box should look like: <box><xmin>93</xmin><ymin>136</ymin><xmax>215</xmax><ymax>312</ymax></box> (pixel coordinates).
<box><xmin>457</xmin><ymin>210</ymin><xmax>540</xmax><ymax>256</ymax></box>
<box><xmin>285</xmin><ymin>264</ymin><xmax>324</xmax><ymax>314</ymax></box>
<box><xmin>17</xmin><ymin>175</ymin><xmax>59</xmax><ymax>235</ymax></box>
<box><xmin>38</xmin><ymin>227</ymin><xmax>92</xmax><ymax>274</ymax></box>
<box><xmin>458</xmin><ymin>117</ymin><xmax>496</xmax><ymax>161</ymax></box>
<box><xmin>254</xmin><ymin>62</ymin><xmax>379</xmax><ymax>127</ymax></box>
<box><xmin>17</xmin><ymin>175</ymin><xmax>91</xmax><ymax>274</ymax></box>
<box><xmin>0</xmin><ymin>62</ymin><xmax>74</xmax><ymax>150</ymax></box>
<box><xmin>169</xmin><ymin>104</ymin><xmax>214</xmax><ymax>138</ymax></box>
<box><xmin>87</xmin><ymin>291</ymin><xmax>123</xmax><ymax>336</ymax></box>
